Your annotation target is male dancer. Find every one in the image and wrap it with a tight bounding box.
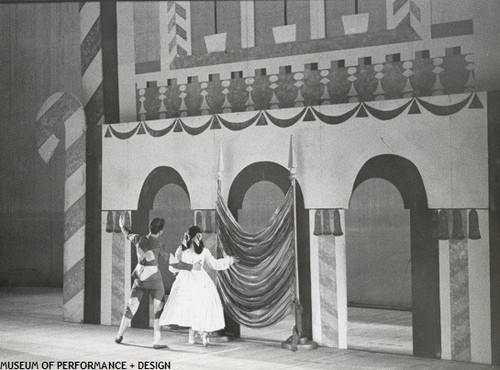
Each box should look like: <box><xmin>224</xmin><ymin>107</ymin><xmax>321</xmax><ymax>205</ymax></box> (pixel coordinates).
<box><xmin>115</xmin><ymin>215</ymin><xmax>201</xmax><ymax>349</ymax></box>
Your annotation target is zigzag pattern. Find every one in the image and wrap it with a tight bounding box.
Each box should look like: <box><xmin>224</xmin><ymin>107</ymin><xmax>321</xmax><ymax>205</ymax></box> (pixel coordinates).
<box><xmin>386</xmin><ymin>0</ymin><xmax>430</xmax><ymax>39</ymax></box>
<box><xmin>167</xmin><ymin>1</ymin><xmax>191</xmax><ymax>69</ymax></box>
<box><xmin>80</xmin><ymin>2</ymin><xmax>104</xmax><ymax>126</ymax></box>
<box><xmin>34</xmin><ymin>91</ymin><xmax>86</xmax><ymax>324</ymax></box>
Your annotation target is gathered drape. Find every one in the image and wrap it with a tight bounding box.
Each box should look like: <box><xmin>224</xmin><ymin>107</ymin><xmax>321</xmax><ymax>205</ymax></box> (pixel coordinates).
<box><xmin>215</xmin><ymin>187</ymin><xmax>295</xmax><ymax>328</ymax></box>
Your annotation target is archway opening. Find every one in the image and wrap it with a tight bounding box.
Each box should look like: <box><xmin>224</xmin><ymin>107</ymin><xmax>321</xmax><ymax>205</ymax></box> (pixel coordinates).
<box><xmin>346</xmin><ymin>178</ymin><xmax>412</xmax><ymax>355</ymax></box>
<box><xmin>149</xmin><ymin>183</ymin><xmax>192</xmax><ymax>295</ymax></box>
<box><xmin>225</xmin><ymin>162</ymin><xmax>312</xmax><ymax>342</ymax></box>
<box><xmin>345</xmin><ymin>154</ymin><xmax>440</xmax><ymax>358</ymax></box>
<box><xmin>131</xmin><ymin>167</ymin><xmax>191</xmax><ymax>328</ymax></box>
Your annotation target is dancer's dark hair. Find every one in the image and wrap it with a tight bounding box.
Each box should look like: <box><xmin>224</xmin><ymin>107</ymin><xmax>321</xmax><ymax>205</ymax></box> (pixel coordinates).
<box><xmin>149</xmin><ymin>218</ymin><xmax>165</xmax><ymax>235</ymax></box>
<box><xmin>182</xmin><ymin>225</ymin><xmax>204</xmax><ymax>254</ymax></box>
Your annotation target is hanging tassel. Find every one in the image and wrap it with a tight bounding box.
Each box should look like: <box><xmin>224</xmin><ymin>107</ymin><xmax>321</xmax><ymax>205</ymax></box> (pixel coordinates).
<box><xmin>322</xmin><ymin>210</ymin><xmax>332</xmax><ymax>235</ymax></box>
<box><xmin>451</xmin><ymin>209</ymin><xmax>465</xmax><ymax>240</ymax></box>
<box><xmin>333</xmin><ymin>209</ymin><xmax>343</xmax><ymax>236</ymax></box>
<box><xmin>313</xmin><ymin>210</ymin><xmax>322</xmax><ymax>236</ymax></box>
<box><xmin>195</xmin><ymin>211</ymin><xmax>204</xmax><ymax>233</ymax></box>
<box><xmin>205</xmin><ymin>211</ymin><xmax>213</xmax><ymax>234</ymax></box>
<box><xmin>113</xmin><ymin>211</ymin><xmax>121</xmax><ymax>233</ymax></box>
<box><xmin>468</xmin><ymin>209</ymin><xmax>481</xmax><ymax>240</ymax></box>
<box><xmin>106</xmin><ymin>211</ymin><xmax>114</xmax><ymax>233</ymax></box>
<box><xmin>438</xmin><ymin>209</ymin><xmax>450</xmax><ymax>240</ymax></box>
<box><xmin>124</xmin><ymin>211</ymin><xmax>131</xmax><ymax>229</ymax></box>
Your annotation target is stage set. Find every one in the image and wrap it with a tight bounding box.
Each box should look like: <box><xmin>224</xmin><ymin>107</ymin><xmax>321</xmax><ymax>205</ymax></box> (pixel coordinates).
<box><xmin>1</xmin><ymin>0</ymin><xmax>500</xmax><ymax>367</ymax></box>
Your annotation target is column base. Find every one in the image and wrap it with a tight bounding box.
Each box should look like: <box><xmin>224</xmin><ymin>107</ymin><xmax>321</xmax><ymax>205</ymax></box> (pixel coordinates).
<box><xmin>209</xmin><ymin>330</ymin><xmax>232</xmax><ymax>342</ymax></box>
<box><xmin>281</xmin><ymin>337</ymin><xmax>319</xmax><ymax>351</ymax></box>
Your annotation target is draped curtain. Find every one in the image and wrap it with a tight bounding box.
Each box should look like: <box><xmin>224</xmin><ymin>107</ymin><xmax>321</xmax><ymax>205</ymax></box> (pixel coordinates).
<box><xmin>215</xmin><ymin>187</ymin><xmax>296</xmax><ymax>328</ymax></box>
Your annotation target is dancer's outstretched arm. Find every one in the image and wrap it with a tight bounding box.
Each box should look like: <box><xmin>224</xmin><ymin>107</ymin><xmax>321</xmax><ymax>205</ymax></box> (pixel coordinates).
<box><xmin>204</xmin><ymin>248</ymin><xmax>238</xmax><ymax>270</ymax></box>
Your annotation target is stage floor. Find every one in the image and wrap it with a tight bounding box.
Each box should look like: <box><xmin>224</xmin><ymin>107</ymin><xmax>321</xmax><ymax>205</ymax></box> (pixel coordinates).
<box><xmin>0</xmin><ymin>288</ymin><xmax>491</xmax><ymax>369</ymax></box>
<box><xmin>242</xmin><ymin>307</ymin><xmax>412</xmax><ymax>355</ymax></box>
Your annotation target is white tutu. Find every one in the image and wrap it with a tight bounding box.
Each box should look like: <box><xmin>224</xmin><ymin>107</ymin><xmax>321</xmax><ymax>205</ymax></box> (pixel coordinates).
<box><xmin>159</xmin><ymin>247</ymin><xmax>231</xmax><ymax>332</ymax></box>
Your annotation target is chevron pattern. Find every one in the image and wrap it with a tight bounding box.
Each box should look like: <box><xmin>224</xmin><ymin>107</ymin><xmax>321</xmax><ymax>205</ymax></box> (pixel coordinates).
<box><xmin>319</xmin><ymin>235</ymin><xmax>338</xmax><ymax>347</ymax></box>
<box><xmin>34</xmin><ymin>92</ymin><xmax>86</xmax><ymax>323</ymax></box>
<box><xmin>80</xmin><ymin>2</ymin><xmax>105</xmax><ymax>126</ymax></box>
<box><xmin>166</xmin><ymin>1</ymin><xmax>192</xmax><ymax>69</ymax></box>
<box><xmin>386</xmin><ymin>0</ymin><xmax>430</xmax><ymax>39</ymax></box>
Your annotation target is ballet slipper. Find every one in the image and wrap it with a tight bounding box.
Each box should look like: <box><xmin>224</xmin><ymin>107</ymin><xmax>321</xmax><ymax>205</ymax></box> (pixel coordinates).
<box><xmin>188</xmin><ymin>329</ymin><xmax>195</xmax><ymax>345</ymax></box>
<box><xmin>153</xmin><ymin>344</ymin><xmax>169</xmax><ymax>350</ymax></box>
<box><xmin>115</xmin><ymin>336</ymin><xmax>123</xmax><ymax>344</ymax></box>
<box><xmin>201</xmin><ymin>332</ymin><xmax>209</xmax><ymax>347</ymax></box>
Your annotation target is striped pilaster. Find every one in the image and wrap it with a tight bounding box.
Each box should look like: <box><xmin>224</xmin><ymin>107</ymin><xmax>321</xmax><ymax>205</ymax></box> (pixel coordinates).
<box><xmin>111</xmin><ymin>220</ymin><xmax>127</xmax><ymax>325</ymax></box>
<box><xmin>166</xmin><ymin>1</ymin><xmax>191</xmax><ymax>69</ymax></box>
<box><xmin>63</xmin><ymin>98</ymin><xmax>87</xmax><ymax>323</ymax></box>
<box><xmin>101</xmin><ymin>211</ymin><xmax>130</xmax><ymax>326</ymax></box>
<box><xmin>318</xmin><ymin>234</ymin><xmax>338</xmax><ymax>347</ymax></box>
<box><xmin>101</xmin><ymin>211</ymin><xmax>113</xmax><ymax>325</ymax></box>
<box><xmin>34</xmin><ymin>92</ymin><xmax>86</xmax><ymax>323</ymax></box>
<box><xmin>80</xmin><ymin>2</ymin><xmax>105</xmax><ymax>126</ymax></box>
<box><xmin>450</xmin><ymin>210</ymin><xmax>471</xmax><ymax>361</ymax></box>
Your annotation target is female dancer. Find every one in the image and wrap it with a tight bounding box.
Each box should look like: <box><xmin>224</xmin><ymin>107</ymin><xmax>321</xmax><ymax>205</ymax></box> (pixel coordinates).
<box><xmin>160</xmin><ymin>225</ymin><xmax>237</xmax><ymax>346</ymax></box>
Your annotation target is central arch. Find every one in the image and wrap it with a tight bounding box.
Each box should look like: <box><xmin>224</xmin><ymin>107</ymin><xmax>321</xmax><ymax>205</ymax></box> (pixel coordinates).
<box><xmin>225</xmin><ymin>161</ymin><xmax>312</xmax><ymax>340</ymax></box>
<box><xmin>131</xmin><ymin>166</ymin><xmax>191</xmax><ymax>329</ymax></box>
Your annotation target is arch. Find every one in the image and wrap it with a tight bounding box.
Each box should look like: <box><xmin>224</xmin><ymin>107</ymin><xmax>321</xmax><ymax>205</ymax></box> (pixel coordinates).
<box><xmin>131</xmin><ymin>166</ymin><xmax>191</xmax><ymax>328</ymax></box>
<box><xmin>228</xmin><ymin>161</ymin><xmax>291</xmax><ymax>213</ymax></box>
<box><xmin>226</xmin><ymin>161</ymin><xmax>312</xmax><ymax>339</ymax></box>
<box><xmin>137</xmin><ymin>166</ymin><xmax>190</xmax><ymax>211</ymax></box>
<box><xmin>348</xmin><ymin>154</ymin><xmax>440</xmax><ymax>358</ymax></box>
<box><xmin>351</xmin><ymin>154</ymin><xmax>428</xmax><ymax>209</ymax></box>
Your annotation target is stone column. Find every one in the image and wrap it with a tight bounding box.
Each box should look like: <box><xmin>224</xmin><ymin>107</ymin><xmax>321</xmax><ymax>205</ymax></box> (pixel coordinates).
<box><xmin>310</xmin><ymin>209</ymin><xmax>346</xmax><ymax>348</ymax></box>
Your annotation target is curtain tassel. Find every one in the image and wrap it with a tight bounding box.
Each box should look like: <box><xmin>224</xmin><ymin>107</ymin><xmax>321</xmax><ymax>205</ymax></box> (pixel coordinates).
<box><xmin>451</xmin><ymin>209</ymin><xmax>465</xmax><ymax>240</ymax></box>
<box><xmin>205</xmin><ymin>211</ymin><xmax>213</xmax><ymax>234</ymax></box>
<box><xmin>468</xmin><ymin>209</ymin><xmax>481</xmax><ymax>240</ymax></box>
<box><xmin>333</xmin><ymin>209</ymin><xmax>343</xmax><ymax>236</ymax></box>
<box><xmin>106</xmin><ymin>211</ymin><xmax>114</xmax><ymax>233</ymax></box>
<box><xmin>322</xmin><ymin>210</ymin><xmax>332</xmax><ymax>235</ymax></box>
<box><xmin>313</xmin><ymin>210</ymin><xmax>322</xmax><ymax>236</ymax></box>
<box><xmin>124</xmin><ymin>211</ymin><xmax>131</xmax><ymax>229</ymax></box>
<box><xmin>195</xmin><ymin>211</ymin><xmax>204</xmax><ymax>233</ymax></box>
<box><xmin>438</xmin><ymin>209</ymin><xmax>450</xmax><ymax>240</ymax></box>
<box><xmin>113</xmin><ymin>211</ymin><xmax>121</xmax><ymax>233</ymax></box>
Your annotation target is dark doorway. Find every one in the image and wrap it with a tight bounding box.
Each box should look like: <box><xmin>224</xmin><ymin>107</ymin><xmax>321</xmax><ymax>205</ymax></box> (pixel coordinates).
<box><xmin>225</xmin><ymin>161</ymin><xmax>312</xmax><ymax>340</ymax></box>
<box><xmin>131</xmin><ymin>167</ymin><xmax>191</xmax><ymax>328</ymax></box>
<box><xmin>348</xmin><ymin>155</ymin><xmax>440</xmax><ymax>358</ymax></box>
<box><xmin>346</xmin><ymin>178</ymin><xmax>412</xmax><ymax>355</ymax></box>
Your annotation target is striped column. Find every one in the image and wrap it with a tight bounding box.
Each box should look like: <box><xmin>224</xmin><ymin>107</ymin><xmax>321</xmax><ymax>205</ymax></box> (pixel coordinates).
<box><xmin>111</xmin><ymin>213</ymin><xmax>127</xmax><ymax>325</ymax></box>
<box><xmin>80</xmin><ymin>2</ymin><xmax>105</xmax><ymax>126</ymax></box>
<box><xmin>318</xmin><ymin>233</ymin><xmax>338</xmax><ymax>347</ymax></box>
<box><xmin>449</xmin><ymin>210</ymin><xmax>471</xmax><ymax>361</ymax></box>
<box><xmin>315</xmin><ymin>209</ymin><xmax>347</xmax><ymax>348</ymax></box>
<box><xmin>34</xmin><ymin>92</ymin><xmax>86</xmax><ymax>323</ymax></box>
<box><xmin>166</xmin><ymin>1</ymin><xmax>192</xmax><ymax>69</ymax></box>
<box><xmin>101</xmin><ymin>211</ymin><xmax>131</xmax><ymax>325</ymax></box>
